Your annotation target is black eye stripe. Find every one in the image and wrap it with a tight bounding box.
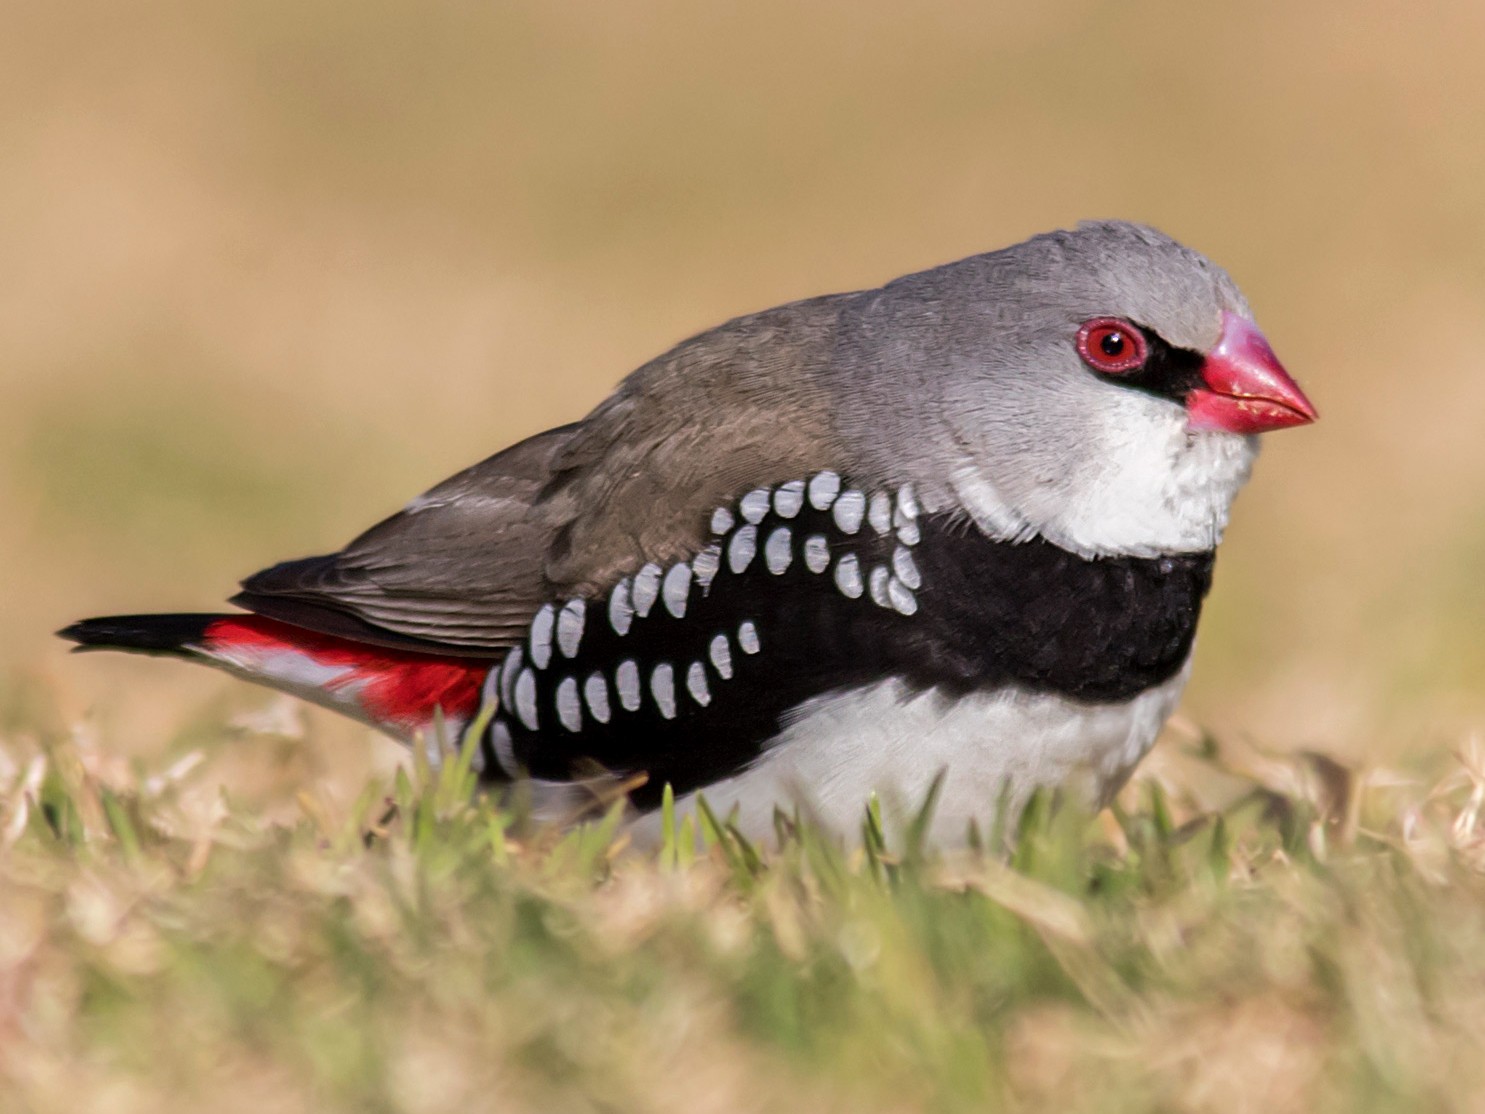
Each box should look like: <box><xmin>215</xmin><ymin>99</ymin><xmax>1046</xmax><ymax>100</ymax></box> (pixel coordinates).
<box><xmin>1113</xmin><ymin>325</ymin><xmax>1206</xmax><ymax>404</ymax></box>
<box><xmin>1076</xmin><ymin>318</ymin><xmax>1204</xmax><ymax>401</ymax></box>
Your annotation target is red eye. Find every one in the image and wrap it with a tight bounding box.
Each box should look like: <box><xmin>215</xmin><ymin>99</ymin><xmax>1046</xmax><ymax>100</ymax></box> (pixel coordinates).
<box><xmin>1076</xmin><ymin>317</ymin><xmax>1148</xmax><ymax>375</ymax></box>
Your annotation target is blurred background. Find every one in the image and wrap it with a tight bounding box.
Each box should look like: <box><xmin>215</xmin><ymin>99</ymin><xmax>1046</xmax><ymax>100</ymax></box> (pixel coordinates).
<box><xmin>5</xmin><ymin>0</ymin><xmax>1483</xmax><ymax>798</ymax></box>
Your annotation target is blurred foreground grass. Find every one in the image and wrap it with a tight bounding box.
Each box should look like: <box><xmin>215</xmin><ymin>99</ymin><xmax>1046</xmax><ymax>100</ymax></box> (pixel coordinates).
<box><xmin>4</xmin><ymin>713</ymin><xmax>1485</xmax><ymax>1113</ymax></box>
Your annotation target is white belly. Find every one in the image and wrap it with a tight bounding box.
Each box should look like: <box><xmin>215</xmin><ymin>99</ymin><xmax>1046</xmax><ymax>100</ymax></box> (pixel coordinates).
<box><xmin>630</xmin><ymin>657</ymin><xmax>1191</xmax><ymax>846</ymax></box>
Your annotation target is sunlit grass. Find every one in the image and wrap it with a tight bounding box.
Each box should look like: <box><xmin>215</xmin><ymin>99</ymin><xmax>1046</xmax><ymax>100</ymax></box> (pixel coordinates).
<box><xmin>4</xmin><ymin>717</ymin><xmax>1485</xmax><ymax>1113</ymax></box>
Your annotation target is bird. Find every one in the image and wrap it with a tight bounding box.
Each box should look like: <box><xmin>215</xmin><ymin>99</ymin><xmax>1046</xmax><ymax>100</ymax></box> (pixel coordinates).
<box><xmin>60</xmin><ymin>221</ymin><xmax>1316</xmax><ymax>842</ymax></box>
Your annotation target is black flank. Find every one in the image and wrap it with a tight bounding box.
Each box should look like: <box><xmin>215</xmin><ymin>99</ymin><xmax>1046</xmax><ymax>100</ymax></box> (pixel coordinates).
<box><xmin>487</xmin><ymin>488</ymin><xmax>1213</xmax><ymax>811</ymax></box>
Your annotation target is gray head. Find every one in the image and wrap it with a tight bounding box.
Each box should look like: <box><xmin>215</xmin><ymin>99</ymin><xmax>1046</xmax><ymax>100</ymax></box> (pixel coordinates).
<box><xmin>828</xmin><ymin>221</ymin><xmax>1314</xmax><ymax>558</ymax></box>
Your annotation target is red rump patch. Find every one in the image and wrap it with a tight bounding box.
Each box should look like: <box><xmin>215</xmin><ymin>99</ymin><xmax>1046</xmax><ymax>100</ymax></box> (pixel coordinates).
<box><xmin>203</xmin><ymin>616</ymin><xmax>485</xmax><ymax>730</ymax></box>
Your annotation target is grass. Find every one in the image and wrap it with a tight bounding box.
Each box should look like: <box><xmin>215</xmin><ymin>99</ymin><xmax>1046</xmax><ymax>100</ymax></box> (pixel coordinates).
<box><xmin>4</xmin><ymin>717</ymin><xmax>1485</xmax><ymax>1114</ymax></box>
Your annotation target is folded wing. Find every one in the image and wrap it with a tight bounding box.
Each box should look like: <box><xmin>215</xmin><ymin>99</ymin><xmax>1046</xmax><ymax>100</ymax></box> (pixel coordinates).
<box><xmin>233</xmin><ymin>294</ymin><xmax>857</xmax><ymax>656</ymax></box>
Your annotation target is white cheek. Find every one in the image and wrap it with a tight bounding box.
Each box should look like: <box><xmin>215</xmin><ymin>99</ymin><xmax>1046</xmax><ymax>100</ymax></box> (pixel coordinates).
<box><xmin>952</xmin><ymin>395</ymin><xmax>1256</xmax><ymax>558</ymax></box>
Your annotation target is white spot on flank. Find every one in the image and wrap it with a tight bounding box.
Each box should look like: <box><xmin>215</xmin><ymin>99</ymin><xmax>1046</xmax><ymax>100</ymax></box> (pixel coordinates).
<box><xmin>892</xmin><ymin>546</ymin><xmax>921</xmax><ymax>590</ymax></box>
<box><xmin>710</xmin><ymin>506</ymin><xmax>735</xmax><ymax>535</ymax></box>
<box><xmin>887</xmin><ymin>577</ymin><xmax>918</xmax><ymax>615</ymax></box>
<box><xmin>686</xmin><ymin>661</ymin><xmax>711</xmax><ymax>707</ymax></box>
<box><xmin>663</xmin><ymin>563</ymin><xmax>692</xmax><ymax>618</ymax></box>
<box><xmin>738</xmin><ymin>621</ymin><xmax>761</xmax><ymax>655</ymax></box>
<box><xmin>514</xmin><ymin>669</ymin><xmax>539</xmax><ymax>730</ymax></box>
<box><xmin>897</xmin><ymin>519</ymin><xmax>921</xmax><ymax>546</ymax></box>
<box><xmin>728</xmin><ymin>525</ymin><xmax>757</xmax><ymax>574</ymax></box>
<box><xmin>557</xmin><ymin>600</ymin><xmax>585</xmax><ymax>658</ymax></box>
<box><xmin>556</xmin><ymin>677</ymin><xmax>582</xmax><ymax>733</ymax></box>
<box><xmin>584</xmin><ymin>673</ymin><xmax>611</xmax><ymax>724</ymax></box>
<box><xmin>608</xmin><ymin>579</ymin><xmax>634</xmax><ymax>635</ymax></box>
<box><xmin>632</xmin><ymin>563</ymin><xmax>662</xmax><ymax>618</ymax></box>
<box><xmin>834</xmin><ymin>553</ymin><xmax>863</xmax><ymax>598</ymax></box>
<box><xmin>894</xmin><ymin>484</ymin><xmax>919</xmax><ymax>525</ymax></box>
<box><xmin>833</xmin><ymin>490</ymin><xmax>866</xmax><ymax>534</ymax></box>
<box><xmin>764</xmin><ymin>527</ymin><xmax>793</xmax><ymax>574</ymax></box>
<box><xmin>868</xmin><ymin>565</ymin><xmax>890</xmax><ymax>607</ymax></box>
<box><xmin>868</xmin><ymin>492</ymin><xmax>892</xmax><ymax>535</ymax></box>
<box><xmin>499</xmin><ymin>646</ymin><xmax>523</xmax><ymax>705</ymax></box>
<box><xmin>709</xmin><ymin>633</ymin><xmax>733</xmax><ymax>679</ymax></box>
<box><xmin>616</xmin><ymin>660</ymin><xmax>642</xmax><ymax>711</ymax></box>
<box><xmin>740</xmin><ymin>488</ymin><xmax>771</xmax><ymax>524</ymax></box>
<box><xmin>529</xmin><ymin>604</ymin><xmax>555</xmax><ymax>669</ymax></box>
<box><xmin>491</xmin><ymin>718</ymin><xmax>518</xmax><ymax>777</ymax></box>
<box><xmin>692</xmin><ymin>544</ymin><xmax>722</xmax><ymax>591</ymax></box>
<box><xmin>808</xmin><ymin>471</ymin><xmax>841</xmax><ymax>510</ymax></box>
<box><xmin>651</xmin><ymin>663</ymin><xmax>677</xmax><ymax>719</ymax></box>
<box><xmin>803</xmin><ymin>534</ymin><xmax>830</xmax><ymax>573</ymax></box>
<box><xmin>773</xmin><ymin>480</ymin><xmax>805</xmax><ymax>518</ymax></box>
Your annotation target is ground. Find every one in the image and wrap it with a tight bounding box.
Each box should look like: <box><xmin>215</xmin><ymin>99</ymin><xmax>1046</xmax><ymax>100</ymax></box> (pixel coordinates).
<box><xmin>3</xmin><ymin>712</ymin><xmax>1485</xmax><ymax>1114</ymax></box>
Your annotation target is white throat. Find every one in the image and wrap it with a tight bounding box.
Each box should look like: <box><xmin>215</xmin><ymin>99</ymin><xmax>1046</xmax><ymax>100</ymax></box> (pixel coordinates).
<box><xmin>941</xmin><ymin>412</ymin><xmax>1256</xmax><ymax>559</ymax></box>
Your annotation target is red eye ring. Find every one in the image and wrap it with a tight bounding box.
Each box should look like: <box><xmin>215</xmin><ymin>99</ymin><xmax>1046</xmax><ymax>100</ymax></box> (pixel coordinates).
<box><xmin>1076</xmin><ymin>317</ymin><xmax>1148</xmax><ymax>375</ymax></box>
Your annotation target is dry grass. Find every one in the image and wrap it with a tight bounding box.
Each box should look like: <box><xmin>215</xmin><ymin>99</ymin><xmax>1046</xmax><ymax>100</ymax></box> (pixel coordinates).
<box><xmin>4</xmin><ymin>718</ymin><xmax>1485</xmax><ymax>1113</ymax></box>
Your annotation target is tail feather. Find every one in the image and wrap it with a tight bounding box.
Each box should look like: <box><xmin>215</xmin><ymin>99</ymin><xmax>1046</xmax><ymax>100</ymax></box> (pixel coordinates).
<box><xmin>58</xmin><ymin>614</ymin><xmax>221</xmax><ymax>656</ymax></box>
<box><xmin>58</xmin><ymin>612</ymin><xmax>489</xmax><ymax>747</ymax></box>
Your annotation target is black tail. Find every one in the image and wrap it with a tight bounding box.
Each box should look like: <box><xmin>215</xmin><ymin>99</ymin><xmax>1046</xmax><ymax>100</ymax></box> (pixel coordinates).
<box><xmin>57</xmin><ymin>614</ymin><xmax>224</xmax><ymax>656</ymax></box>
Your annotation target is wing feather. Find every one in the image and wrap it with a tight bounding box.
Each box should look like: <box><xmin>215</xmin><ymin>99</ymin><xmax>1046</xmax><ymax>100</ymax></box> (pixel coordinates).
<box><xmin>232</xmin><ymin>293</ymin><xmax>864</xmax><ymax>654</ymax></box>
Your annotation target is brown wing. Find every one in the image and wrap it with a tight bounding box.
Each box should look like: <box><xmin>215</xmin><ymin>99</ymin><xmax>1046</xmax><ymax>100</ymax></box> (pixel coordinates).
<box><xmin>234</xmin><ymin>293</ymin><xmax>861</xmax><ymax>654</ymax></box>
<box><xmin>233</xmin><ymin>424</ymin><xmax>582</xmax><ymax>655</ymax></box>
<box><xmin>540</xmin><ymin>293</ymin><xmax>855</xmax><ymax>591</ymax></box>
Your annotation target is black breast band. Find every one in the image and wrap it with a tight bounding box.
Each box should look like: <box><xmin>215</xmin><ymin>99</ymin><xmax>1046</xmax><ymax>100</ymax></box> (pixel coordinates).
<box><xmin>482</xmin><ymin>475</ymin><xmax>1212</xmax><ymax>809</ymax></box>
